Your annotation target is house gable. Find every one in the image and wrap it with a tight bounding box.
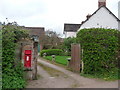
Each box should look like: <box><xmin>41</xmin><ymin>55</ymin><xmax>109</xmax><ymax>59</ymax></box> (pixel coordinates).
<box><xmin>64</xmin><ymin>23</ymin><xmax>81</xmax><ymax>32</ymax></box>
<box><xmin>79</xmin><ymin>6</ymin><xmax>120</xmax><ymax>30</ymax></box>
<box><xmin>64</xmin><ymin>23</ymin><xmax>81</xmax><ymax>38</ymax></box>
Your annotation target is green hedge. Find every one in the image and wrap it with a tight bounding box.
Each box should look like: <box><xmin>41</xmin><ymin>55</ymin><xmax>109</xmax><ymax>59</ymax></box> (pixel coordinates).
<box><xmin>77</xmin><ymin>28</ymin><xmax>120</xmax><ymax>74</ymax></box>
<box><xmin>2</xmin><ymin>25</ymin><xmax>26</xmax><ymax>88</ymax></box>
<box><xmin>40</xmin><ymin>49</ymin><xmax>63</xmax><ymax>57</ymax></box>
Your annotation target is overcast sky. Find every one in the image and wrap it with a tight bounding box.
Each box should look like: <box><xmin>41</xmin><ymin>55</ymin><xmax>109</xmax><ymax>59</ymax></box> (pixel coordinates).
<box><xmin>0</xmin><ymin>0</ymin><xmax>119</xmax><ymax>36</ymax></box>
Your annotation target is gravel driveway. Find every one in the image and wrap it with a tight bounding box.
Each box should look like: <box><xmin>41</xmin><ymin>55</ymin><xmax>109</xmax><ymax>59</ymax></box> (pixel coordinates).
<box><xmin>26</xmin><ymin>57</ymin><xmax>119</xmax><ymax>88</ymax></box>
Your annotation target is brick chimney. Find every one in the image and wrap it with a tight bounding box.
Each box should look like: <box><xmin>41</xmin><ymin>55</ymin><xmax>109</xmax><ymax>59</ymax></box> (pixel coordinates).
<box><xmin>98</xmin><ymin>0</ymin><xmax>106</xmax><ymax>8</ymax></box>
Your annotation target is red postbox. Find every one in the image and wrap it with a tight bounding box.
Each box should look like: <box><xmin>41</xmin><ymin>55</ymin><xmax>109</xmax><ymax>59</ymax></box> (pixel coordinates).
<box><xmin>24</xmin><ymin>50</ymin><xmax>32</xmax><ymax>68</ymax></box>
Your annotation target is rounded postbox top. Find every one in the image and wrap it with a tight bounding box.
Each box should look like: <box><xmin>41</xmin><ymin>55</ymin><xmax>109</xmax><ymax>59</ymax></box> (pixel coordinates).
<box><xmin>25</xmin><ymin>50</ymin><xmax>32</xmax><ymax>54</ymax></box>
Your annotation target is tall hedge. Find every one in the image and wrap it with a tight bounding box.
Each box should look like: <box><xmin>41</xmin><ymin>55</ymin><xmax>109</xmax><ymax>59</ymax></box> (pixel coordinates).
<box><xmin>77</xmin><ymin>28</ymin><xmax>120</xmax><ymax>74</ymax></box>
<box><xmin>2</xmin><ymin>25</ymin><xmax>26</xmax><ymax>88</ymax></box>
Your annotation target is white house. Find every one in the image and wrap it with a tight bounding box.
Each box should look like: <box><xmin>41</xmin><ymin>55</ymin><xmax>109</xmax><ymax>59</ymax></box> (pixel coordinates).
<box><xmin>78</xmin><ymin>0</ymin><xmax>120</xmax><ymax>31</ymax></box>
<box><xmin>64</xmin><ymin>23</ymin><xmax>81</xmax><ymax>38</ymax></box>
<box><xmin>64</xmin><ymin>0</ymin><xmax>120</xmax><ymax>38</ymax></box>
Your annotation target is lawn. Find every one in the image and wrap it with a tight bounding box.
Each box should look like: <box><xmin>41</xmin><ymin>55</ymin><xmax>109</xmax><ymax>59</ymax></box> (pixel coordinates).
<box><xmin>44</xmin><ymin>56</ymin><xmax>70</xmax><ymax>65</ymax></box>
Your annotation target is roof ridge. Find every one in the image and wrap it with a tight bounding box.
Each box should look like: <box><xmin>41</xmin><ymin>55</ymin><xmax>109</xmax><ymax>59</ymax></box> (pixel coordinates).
<box><xmin>81</xmin><ymin>6</ymin><xmax>120</xmax><ymax>26</ymax></box>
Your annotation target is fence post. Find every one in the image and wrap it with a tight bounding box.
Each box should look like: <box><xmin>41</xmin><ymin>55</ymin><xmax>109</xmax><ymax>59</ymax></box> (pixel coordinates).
<box><xmin>69</xmin><ymin>44</ymin><xmax>81</xmax><ymax>72</ymax></box>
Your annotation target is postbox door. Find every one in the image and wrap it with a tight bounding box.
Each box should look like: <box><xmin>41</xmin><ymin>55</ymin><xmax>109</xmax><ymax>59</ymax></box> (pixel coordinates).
<box><xmin>24</xmin><ymin>50</ymin><xmax>32</xmax><ymax>68</ymax></box>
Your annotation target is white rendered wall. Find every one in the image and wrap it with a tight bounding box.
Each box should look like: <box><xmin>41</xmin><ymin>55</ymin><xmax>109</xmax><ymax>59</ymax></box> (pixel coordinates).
<box><xmin>65</xmin><ymin>32</ymin><xmax>76</xmax><ymax>38</ymax></box>
<box><xmin>79</xmin><ymin>7</ymin><xmax>118</xmax><ymax>31</ymax></box>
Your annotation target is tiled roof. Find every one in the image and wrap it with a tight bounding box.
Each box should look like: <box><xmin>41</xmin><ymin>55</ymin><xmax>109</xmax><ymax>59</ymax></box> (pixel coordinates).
<box><xmin>64</xmin><ymin>23</ymin><xmax>81</xmax><ymax>32</ymax></box>
<box><xmin>24</xmin><ymin>27</ymin><xmax>45</xmax><ymax>37</ymax></box>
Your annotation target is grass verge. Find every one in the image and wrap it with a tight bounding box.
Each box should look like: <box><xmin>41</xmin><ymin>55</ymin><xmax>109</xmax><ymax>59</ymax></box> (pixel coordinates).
<box><xmin>80</xmin><ymin>68</ymin><xmax>120</xmax><ymax>81</ymax></box>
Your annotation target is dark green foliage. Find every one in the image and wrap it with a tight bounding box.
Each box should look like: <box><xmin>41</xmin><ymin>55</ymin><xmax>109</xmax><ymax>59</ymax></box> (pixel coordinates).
<box><xmin>14</xmin><ymin>28</ymin><xmax>29</xmax><ymax>42</ymax></box>
<box><xmin>2</xmin><ymin>25</ymin><xmax>26</xmax><ymax>88</ymax></box>
<box><xmin>80</xmin><ymin>68</ymin><xmax>119</xmax><ymax>81</ymax></box>
<box><xmin>77</xmin><ymin>28</ymin><xmax>120</xmax><ymax>75</ymax></box>
<box><xmin>40</xmin><ymin>49</ymin><xmax>63</xmax><ymax>57</ymax></box>
<box><xmin>62</xmin><ymin>37</ymin><xmax>76</xmax><ymax>56</ymax></box>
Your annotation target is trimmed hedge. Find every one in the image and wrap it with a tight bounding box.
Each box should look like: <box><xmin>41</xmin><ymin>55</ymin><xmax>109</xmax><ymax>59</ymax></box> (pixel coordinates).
<box><xmin>40</xmin><ymin>49</ymin><xmax>63</xmax><ymax>57</ymax></box>
<box><xmin>77</xmin><ymin>28</ymin><xmax>120</xmax><ymax>74</ymax></box>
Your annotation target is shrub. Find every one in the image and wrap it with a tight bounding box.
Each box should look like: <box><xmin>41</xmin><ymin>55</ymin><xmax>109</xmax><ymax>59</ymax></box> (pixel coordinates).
<box><xmin>2</xmin><ymin>24</ymin><xmax>26</xmax><ymax>88</ymax></box>
<box><xmin>40</xmin><ymin>49</ymin><xmax>63</xmax><ymax>57</ymax></box>
<box><xmin>77</xmin><ymin>28</ymin><xmax>120</xmax><ymax>74</ymax></box>
<box><xmin>62</xmin><ymin>37</ymin><xmax>76</xmax><ymax>56</ymax></box>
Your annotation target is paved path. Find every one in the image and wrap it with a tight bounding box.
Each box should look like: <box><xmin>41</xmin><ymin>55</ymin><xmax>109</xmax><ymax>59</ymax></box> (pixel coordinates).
<box><xmin>26</xmin><ymin>57</ymin><xmax>118</xmax><ymax>88</ymax></box>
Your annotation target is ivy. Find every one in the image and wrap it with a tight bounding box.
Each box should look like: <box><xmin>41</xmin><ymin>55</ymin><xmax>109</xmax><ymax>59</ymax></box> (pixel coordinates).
<box><xmin>2</xmin><ymin>24</ymin><xmax>27</xmax><ymax>89</ymax></box>
<box><xmin>77</xmin><ymin>28</ymin><xmax>120</xmax><ymax>75</ymax></box>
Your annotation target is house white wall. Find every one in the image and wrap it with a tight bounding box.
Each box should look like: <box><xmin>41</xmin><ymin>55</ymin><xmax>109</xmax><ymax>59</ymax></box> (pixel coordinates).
<box><xmin>80</xmin><ymin>7</ymin><xmax>119</xmax><ymax>31</ymax></box>
<box><xmin>65</xmin><ymin>32</ymin><xmax>76</xmax><ymax>38</ymax></box>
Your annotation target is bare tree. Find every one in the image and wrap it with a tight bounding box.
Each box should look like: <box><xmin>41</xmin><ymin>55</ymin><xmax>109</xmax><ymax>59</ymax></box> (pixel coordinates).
<box><xmin>40</xmin><ymin>30</ymin><xmax>62</xmax><ymax>49</ymax></box>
